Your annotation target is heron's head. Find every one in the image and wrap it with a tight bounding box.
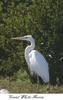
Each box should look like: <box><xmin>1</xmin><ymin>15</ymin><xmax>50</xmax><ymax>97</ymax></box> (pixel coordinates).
<box><xmin>11</xmin><ymin>35</ymin><xmax>35</xmax><ymax>42</ymax></box>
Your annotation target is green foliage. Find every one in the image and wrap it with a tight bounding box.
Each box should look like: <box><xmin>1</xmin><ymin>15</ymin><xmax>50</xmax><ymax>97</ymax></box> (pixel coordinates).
<box><xmin>15</xmin><ymin>69</ymin><xmax>31</xmax><ymax>83</ymax></box>
<box><xmin>0</xmin><ymin>0</ymin><xmax>63</xmax><ymax>84</ymax></box>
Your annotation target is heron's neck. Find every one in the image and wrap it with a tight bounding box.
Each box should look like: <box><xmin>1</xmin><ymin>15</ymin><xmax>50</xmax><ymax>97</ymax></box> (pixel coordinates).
<box><xmin>25</xmin><ymin>39</ymin><xmax>35</xmax><ymax>66</ymax></box>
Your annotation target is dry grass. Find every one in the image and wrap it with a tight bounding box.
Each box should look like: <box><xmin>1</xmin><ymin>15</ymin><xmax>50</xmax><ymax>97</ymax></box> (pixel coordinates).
<box><xmin>0</xmin><ymin>78</ymin><xmax>63</xmax><ymax>93</ymax></box>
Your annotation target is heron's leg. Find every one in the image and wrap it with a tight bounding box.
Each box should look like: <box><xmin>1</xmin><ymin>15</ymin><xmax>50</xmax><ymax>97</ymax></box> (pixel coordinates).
<box><xmin>37</xmin><ymin>75</ymin><xmax>39</xmax><ymax>92</ymax></box>
<box><xmin>48</xmin><ymin>77</ymin><xmax>51</xmax><ymax>92</ymax></box>
<box><xmin>48</xmin><ymin>81</ymin><xmax>50</xmax><ymax>92</ymax></box>
<box><xmin>37</xmin><ymin>75</ymin><xmax>39</xmax><ymax>84</ymax></box>
<box><xmin>46</xmin><ymin>81</ymin><xmax>50</xmax><ymax>93</ymax></box>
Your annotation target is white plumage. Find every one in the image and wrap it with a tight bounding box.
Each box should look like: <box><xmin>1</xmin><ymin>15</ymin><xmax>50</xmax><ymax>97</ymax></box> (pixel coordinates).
<box><xmin>29</xmin><ymin>50</ymin><xmax>49</xmax><ymax>83</ymax></box>
<box><xmin>12</xmin><ymin>35</ymin><xmax>49</xmax><ymax>83</ymax></box>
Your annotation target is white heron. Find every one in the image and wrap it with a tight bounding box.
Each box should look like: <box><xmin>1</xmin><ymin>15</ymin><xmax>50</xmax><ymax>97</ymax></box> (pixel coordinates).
<box><xmin>12</xmin><ymin>35</ymin><xmax>49</xmax><ymax>83</ymax></box>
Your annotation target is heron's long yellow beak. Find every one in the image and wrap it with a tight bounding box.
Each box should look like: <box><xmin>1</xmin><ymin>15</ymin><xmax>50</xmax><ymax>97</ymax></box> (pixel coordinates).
<box><xmin>11</xmin><ymin>37</ymin><xmax>24</xmax><ymax>40</ymax></box>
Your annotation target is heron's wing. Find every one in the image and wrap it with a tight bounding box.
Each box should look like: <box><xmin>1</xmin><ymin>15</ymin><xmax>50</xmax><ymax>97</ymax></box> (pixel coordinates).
<box><xmin>29</xmin><ymin>50</ymin><xmax>49</xmax><ymax>83</ymax></box>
